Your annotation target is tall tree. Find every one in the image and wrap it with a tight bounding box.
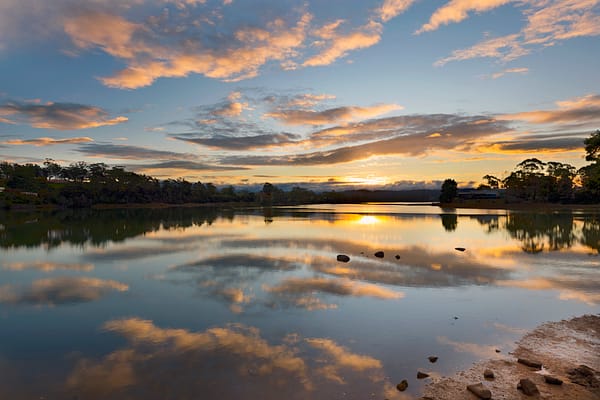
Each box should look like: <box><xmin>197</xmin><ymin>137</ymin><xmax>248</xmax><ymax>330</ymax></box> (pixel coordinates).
<box><xmin>439</xmin><ymin>179</ymin><xmax>457</xmax><ymax>203</ymax></box>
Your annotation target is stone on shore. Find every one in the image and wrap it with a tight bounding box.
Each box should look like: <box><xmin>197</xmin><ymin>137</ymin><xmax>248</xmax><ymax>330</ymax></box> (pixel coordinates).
<box><xmin>518</xmin><ymin>378</ymin><xmax>540</xmax><ymax>396</ymax></box>
<box><xmin>518</xmin><ymin>358</ymin><xmax>542</xmax><ymax>369</ymax></box>
<box><xmin>336</xmin><ymin>254</ymin><xmax>350</xmax><ymax>263</ymax></box>
<box><xmin>483</xmin><ymin>369</ymin><xmax>494</xmax><ymax>379</ymax></box>
<box><xmin>466</xmin><ymin>383</ymin><xmax>491</xmax><ymax>399</ymax></box>
<box><xmin>544</xmin><ymin>375</ymin><xmax>563</xmax><ymax>385</ymax></box>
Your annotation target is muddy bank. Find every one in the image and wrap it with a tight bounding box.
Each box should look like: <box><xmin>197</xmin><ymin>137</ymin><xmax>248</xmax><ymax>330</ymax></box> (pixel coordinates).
<box><xmin>422</xmin><ymin>315</ymin><xmax>600</xmax><ymax>400</ymax></box>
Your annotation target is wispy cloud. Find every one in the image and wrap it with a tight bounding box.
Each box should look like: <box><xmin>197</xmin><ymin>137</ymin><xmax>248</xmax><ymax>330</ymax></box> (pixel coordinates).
<box><xmin>376</xmin><ymin>0</ymin><xmax>416</xmax><ymax>22</ymax></box>
<box><xmin>173</xmin><ymin>133</ymin><xmax>301</xmax><ymax>150</ymax></box>
<box><xmin>502</xmin><ymin>93</ymin><xmax>600</xmax><ymax>125</ymax></box>
<box><xmin>1</xmin><ymin>136</ymin><xmax>93</xmax><ymax>146</ymax></box>
<box><xmin>265</xmin><ymin>103</ymin><xmax>402</xmax><ymax>126</ymax></box>
<box><xmin>76</xmin><ymin>143</ymin><xmax>198</xmax><ymax>161</ymax></box>
<box><xmin>435</xmin><ymin>0</ymin><xmax>600</xmax><ymax>65</ymax></box>
<box><xmin>0</xmin><ymin>101</ymin><xmax>127</xmax><ymax>130</ymax></box>
<box><xmin>131</xmin><ymin>160</ymin><xmax>248</xmax><ymax>171</ymax></box>
<box><xmin>417</xmin><ymin>0</ymin><xmax>513</xmax><ymax>34</ymax></box>
<box><xmin>491</xmin><ymin>67</ymin><xmax>529</xmax><ymax>79</ymax></box>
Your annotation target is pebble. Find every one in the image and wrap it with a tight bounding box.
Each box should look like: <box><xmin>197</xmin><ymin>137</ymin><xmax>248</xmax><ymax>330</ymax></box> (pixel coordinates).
<box><xmin>428</xmin><ymin>356</ymin><xmax>438</xmax><ymax>363</ymax></box>
<box><xmin>396</xmin><ymin>380</ymin><xmax>408</xmax><ymax>391</ymax></box>
<box><xmin>454</xmin><ymin>247</ymin><xmax>466</xmax><ymax>252</ymax></box>
<box><xmin>517</xmin><ymin>378</ymin><xmax>540</xmax><ymax>396</ymax></box>
<box><xmin>466</xmin><ymin>383</ymin><xmax>491</xmax><ymax>399</ymax></box>
<box><xmin>395</xmin><ymin>254</ymin><xmax>401</xmax><ymax>259</ymax></box>
<box><xmin>374</xmin><ymin>251</ymin><xmax>384</xmax><ymax>258</ymax></box>
<box><xmin>336</xmin><ymin>254</ymin><xmax>350</xmax><ymax>263</ymax></box>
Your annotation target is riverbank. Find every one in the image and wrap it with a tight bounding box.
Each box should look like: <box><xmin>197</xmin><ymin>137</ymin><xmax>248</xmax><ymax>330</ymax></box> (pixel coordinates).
<box><xmin>437</xmin><ymin>200</ymin><xmax>600</xmax><ymax>211</ymax></box>
<box><xmin>422</xmin><ymin>315</ymin><xmax>600</xmax><ymax>399</ymax></box>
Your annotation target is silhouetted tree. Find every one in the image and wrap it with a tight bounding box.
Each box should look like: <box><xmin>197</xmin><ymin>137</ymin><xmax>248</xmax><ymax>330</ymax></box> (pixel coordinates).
<box><xmin>439</xmin><ymin>179</ymin><xmax>457</xmax><ymax>203</ymax></box>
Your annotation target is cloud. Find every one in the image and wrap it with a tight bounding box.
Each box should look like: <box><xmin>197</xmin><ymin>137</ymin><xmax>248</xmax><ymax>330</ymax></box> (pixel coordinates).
<box><xmin>64</xmin><ymin>7</ymin><xmax>313</xmax><ymax>88</ymax></box>
<box><xmin>0</xmin><ymin>101</ymin><xmax>127</xmax><ymax>130</ymax></box>
<box><xmin>0</xmin><ymin>277</ymin><xmax>128</xmax><ymax>306</ymax></box>
<box><xmin>376</xmin><ymin>0</ymin><xmax>416</xmax><ymax>22</ymax></box>
<box><xmin>303</xmin><ymin>20</ymin><xmax>382</xmax><ymax>67</ymax></box>
<box><xmin>264</xmin><ymin>277</ymin><xmax>403</xmax><ymax>300</ymax></box>
<box><xmin>131</xmin><ymin>160</ymin><xmax>247</xmax><ymax>171</ymax></box>
<box><xmin>220</xmin><ymin>114</ymin><xmax>511</xmax><ymax>165</ymax></box>
<box><xmin>2</xmin><ymin>261</ymin><xmax>94</xmax><ymax>272</ymax></box>
<box><xmin>173</xmin><ymin>132</ymin><xmax>301</xmax><ymax>150</ymax></box>
<box><xmin>75</xmin><ymin>143</ymin><xmax>198</xmax><ymax>161</ymax></box>
<box><xmin>481</xmin><ymin>137</ymin><xmax>585</xmax><ymax>153</ymax></box>
<box><xmin>265</xmin><ymin>103</ymin><xmax>403</xmax><ymax>126</ymax></box>
<box><xmin>1</xmin><ymin>137</ymin><xmax>93</xmax><ymax>146</ymax></box>
<box><xmin>491</xmin><ymin>67</ymin><xmax>529</xmax><ymax>79</ymax></box>
<box><xmin>436</xmin><ymin>0</ymin><xmax>600</xmax><ymax>65</ymax></box>
<box><xmin>417</xmin><ymin>0</ymin><xmax>514</xmax><ymax>34</ymax></box>
<box><xmin>502</xmin><ymin>93</ymin><xmax>600</xmax><ymax>124</ymax></box>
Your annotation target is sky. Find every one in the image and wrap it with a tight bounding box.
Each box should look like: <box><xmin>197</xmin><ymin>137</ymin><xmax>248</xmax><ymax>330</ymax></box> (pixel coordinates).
<box><xmin>1</xmin><ymin>0</ymin><xmax>599</xmax><ymax>190</ymax></box>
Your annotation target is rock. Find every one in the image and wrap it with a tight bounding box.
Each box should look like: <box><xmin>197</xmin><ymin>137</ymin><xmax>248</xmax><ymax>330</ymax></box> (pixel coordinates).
<box><xmin>567</xmin><ymin>365</ymin><xmax>599</xmax><ymax>389</ymax></box>
<box><xmin>374</xmin><ymin>251</ymin><xmax>384</xmax><ymax>258</ymax></box>
<box><xmin>336</xmin><ymin>254</ymin><xmax>350</xmax><ymax>263</ymax></box>
<box><xmin>396</xmin><ymin>380</ymin><xmax>408</xmax><ymax>391</ymax></box>
<box><xmin>417</xmin><ymin>371</ymin><xmax>430</xmax><ymax>379</ymax></box>
<box><xmin>518</xmin><ymin>358</ymin><xmax>542</xmax><ymax>369</ymax></box>
<box><xmin>483</xmin><ymin>369</ymin><xmax>494</xmax><ymax>379</ymax></box>
<box><xmin>395</xmin><ymin>254</ymin><xmax>401</xmax><ymax>259</ymax></box>
<box><xmin>495</xmin><ymin>349</ymin><xmax>501</xmax><ymax>353</ymax></box>
<box><xmin>454</xmin><ymin>247</ymin><xmax>466</xmax><ymax>252</ymax></box>
<box><xmin>517</xmin><ymin>378</ymin><xmax>539</xmax><ymax>396</ymax></box>
<box><xmin>544</xmin><ymin>375</ymin><xmax>563</xmax><ymax>385</ymax></box>
<box><xmin>428</xmin><ymin>356</ymin><xmax>438</xmax><ymax>363</ymax></box>
<box><xmin>466</xmin><ymin>383</ymin><xmax>491</xmax><ymax>399</ymax></box>
<box><xmin>453</xmin><ymin>316</ymin><xmax>459</xmax><ymax>320</ymax></box>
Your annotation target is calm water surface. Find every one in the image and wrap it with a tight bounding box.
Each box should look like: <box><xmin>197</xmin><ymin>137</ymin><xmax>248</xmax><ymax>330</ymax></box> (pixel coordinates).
<box><xmin>1</xmin><ymin>204</ymin><xmax>599</xmax><ymax>399</ymax></box>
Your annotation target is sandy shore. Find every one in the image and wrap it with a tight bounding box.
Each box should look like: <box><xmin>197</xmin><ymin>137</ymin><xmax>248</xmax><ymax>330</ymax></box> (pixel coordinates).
<box><xmin>421</xmin><ymin>315</ymin><xmax>600</xmax><ymax>400</ymax></box>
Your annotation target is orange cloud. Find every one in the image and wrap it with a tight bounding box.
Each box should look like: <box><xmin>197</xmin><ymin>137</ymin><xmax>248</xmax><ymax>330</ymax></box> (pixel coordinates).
<box><xmin>0</xmin><ymin>101</ymin><xmax>127</xmax><ymax>130</ymax></box>
<box><xmin>2</xmin><ymin>261</ymin><xmax>94</xmax><ymax>272</ymax></box>
<box><xmin>491</xmin><ymin>67</ymin><xmax>529</xmax><ymax>79</ymax></box>
<box><xmin>305</xmin><ymin>338</ymin><xmax>382</xmax><ymax>371</ymax></box>
<box><xmin>265</xmin><ymin>103</ymin><xmax>402</xmax><ymax>126</ymax></box>
<box><xmin>2</xmin><ymin>137</ymin><xmax>94</xmax><ymax>146</ymax></box>
<box><xmin>303</xmin><ymin>20</ymin><xmax>382</xmax><ymax>67</ymax></box>
<box><xmin>377</xmin><ymin>0</ymin><xmax>416</xmax><ymax>22</ymax></box>
<box><xmin>417</xmin><ymin>0</ymin><xmax>513</xmax><ymax>34</ymax></box>
<box><xmin>264</xmin><ymin>276</ymin><xmax>403</xmax><ymax>299</ymax></box>
<box><xmin>502</xmin><ymin>93</ymin><xmax>600</xmax><ymax>124</ymax></box>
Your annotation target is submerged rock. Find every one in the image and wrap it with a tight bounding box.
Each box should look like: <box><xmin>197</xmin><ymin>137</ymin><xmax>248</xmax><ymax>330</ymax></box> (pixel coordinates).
<box><xmin>336</xmin><ymin>254</ymin><xmax>350</xmax><ymax>263</ymax></box>
<box><xmin>396</xmin><ymin>380</ymin><xmax>408</xmax><ymax>391</ymax></box>
<box><xmin>374</xmin><ymin>251</ymin><xmax>384</xmax><ymax>258</ymax></box>
<box><xmin>518</xmin><ymin>378</ymin><xmax>540</xmax><ymax>396</ymax></box>
<box><xmin>466</xmin><ymin>383</ymin><xmax>491</xmax><ymax>399</ymax></box>
<box><xmin>518</xmin><ymin>358</ymin><xmax>542</xmax><ymax>369</ymax></box>
<box><xmin>454</xmin><ymin>247</ymin><xmax>466</xmax><ymax>252</ymax></box>
<box><xmin>395</xmin><ymin>254</ymin><xmax>401</xmax><ymax>259</ymax></box>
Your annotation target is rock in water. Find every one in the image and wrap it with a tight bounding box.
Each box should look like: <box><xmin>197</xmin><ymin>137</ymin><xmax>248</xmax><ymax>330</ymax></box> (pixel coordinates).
<box><xmin>466</xmin><ymin>383</ymin><xmax>491</xmax><ymax>399</ymax></box>
<box><xmin>396</xmin><ymin>380</ymin><xmax>408</xmax><ymax>391</ymax></box>
<box><xmin>544</xmin><ymin>375</ymin><xmax>563</xmax><ymax>385</ymax></box>
<box><xmin>428</xmin><ymin>356</ymin><xmax>438</xmax><ymax>363</ymax></box>
<box><xmin>336</xmin><ymin>254</ymin><xmax>350</xmax><ymax>263</ymax></box>
<box><xmin>518</xmin><ymin>378</ymin><xmax>540</xmax><ymax>396</ymax></box>
<box><xmin>374</xmin><ymin>251</ymin><xmax>384</xmax><ymax>258</ymax></box>
<box><xmin>518</xmin><ymin>358</ymin><xmax>542</xmax><ymax>369</ymax></box>
<box><xmin>417</xmin><ymin>371</ymin><xmax>430</xmax><ymax>379</ymax></box>
<box><xmin>395</xmin><ymin>254</ymin><xmax>401</xmax><ymax>259</ymax></box>
<box><xmin>454</xmin><ymin>247</ymin><xmax>466</xmax><ymax>252</ymax></box>
<box><xmin>483</xmin><ymin>369</ymin><xmax>494</xmax><ymax>379</ymax></box>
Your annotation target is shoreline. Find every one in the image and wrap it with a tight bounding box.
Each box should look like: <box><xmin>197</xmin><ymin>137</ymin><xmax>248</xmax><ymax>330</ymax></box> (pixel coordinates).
<box><xmin>421</xmin><ymin>315</ymin><xmax>600</xmax><ymax>400</ymax></box>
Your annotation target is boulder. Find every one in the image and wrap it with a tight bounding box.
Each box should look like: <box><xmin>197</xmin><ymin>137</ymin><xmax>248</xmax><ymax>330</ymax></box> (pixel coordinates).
<box><xmin>483</xmin><ymin>369</ymin><xmax>494</xmax><ymax>379</ymax></box>
<box><xmin>544</xmin><ymin>375</ymin><xmax>563</xmax><ymax>385</ymax></box>
<box><xmin>517</xmin><ymin>378</ymin><xmax>540</xmax><ymax>396</ymax></box>
<box><xmin>374</xmin><ymin>251</ymin><xmax>384</xmax><ymax>258</ymax></box>
<box><xmin>518</xmin><ymin>358</ymin><xmax>542</xmax><ymax>369</ymax></box>
<box><xmin>396</xmin><ymin>380</ymin><xmax>408</xmax><ymax>391</ymax></box>
<box><xmin>417</xmin><ymin>371</ymin><xmax>430</xmax><ymax>379</ymax></box>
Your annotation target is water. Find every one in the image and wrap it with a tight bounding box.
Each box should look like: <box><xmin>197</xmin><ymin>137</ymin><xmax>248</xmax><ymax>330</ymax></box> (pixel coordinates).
<box><xmin>0</xmin><ymin>204</ymin><xmax>598</xmax><ymax>399</ymax></box>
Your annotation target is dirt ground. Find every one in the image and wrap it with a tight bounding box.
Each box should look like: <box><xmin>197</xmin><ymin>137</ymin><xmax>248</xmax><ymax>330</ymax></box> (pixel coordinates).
<box><xmin>421</xmin><ymin>315</ymin><xmax>600</xmax><ymax>400</ymax></box>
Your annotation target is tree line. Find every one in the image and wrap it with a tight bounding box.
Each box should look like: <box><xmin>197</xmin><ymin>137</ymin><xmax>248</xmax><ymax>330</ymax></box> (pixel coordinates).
<box><xmin>440</xmin><ymin>130</ymin><xmax>600</xmax><ymax>204</ymax></box>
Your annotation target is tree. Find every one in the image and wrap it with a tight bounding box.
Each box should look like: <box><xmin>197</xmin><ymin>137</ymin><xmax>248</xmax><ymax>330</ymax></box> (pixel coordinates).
<box><xmin>439</xmin><ymin>179</ymin><xmax>457</xmax><ymax>203</ymax></box>
<box><xmin>482</xmin><ymin>175</ymin><xmax>501</xmax><ymax>189</ymax></box>
<box><xmin>584</xmin><ymin>129</ymin><xmax>600</xmax><ymax>162</ymax></box>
